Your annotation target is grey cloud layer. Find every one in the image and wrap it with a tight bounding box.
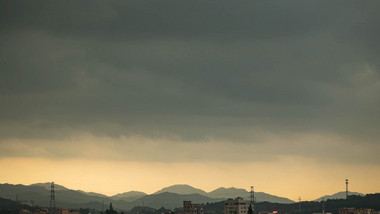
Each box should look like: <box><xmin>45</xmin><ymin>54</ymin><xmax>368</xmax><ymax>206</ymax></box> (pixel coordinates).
<box><xmin>0</xmin><ymin>0</ymin><xmax>379</xmax><ymax>147</ymax></box>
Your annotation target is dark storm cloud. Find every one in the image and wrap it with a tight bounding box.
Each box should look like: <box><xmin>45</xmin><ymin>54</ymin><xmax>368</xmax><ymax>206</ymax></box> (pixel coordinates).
<box><xmin>0</xmin><ymin>0</ymin><xmax>379</xmax><ymax>148</ymax></box>
<box><xmin>0</xmin><ymin>1</ymin><xmax>330</xmax><ymax>39</ymax></box>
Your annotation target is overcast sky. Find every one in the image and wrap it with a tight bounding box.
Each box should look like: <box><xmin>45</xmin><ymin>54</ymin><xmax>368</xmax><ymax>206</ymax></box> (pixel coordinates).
<box><xmin>0</xmin><ymin>0</ymin><xmax>379</xmax><ymax>200</ymax></box>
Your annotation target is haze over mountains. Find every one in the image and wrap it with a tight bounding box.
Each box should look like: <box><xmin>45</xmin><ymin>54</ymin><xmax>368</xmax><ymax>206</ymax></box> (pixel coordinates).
<box><xmin>314</xmin><ymin>191</ymin><xmax>365</xmax><ymax>202</ymax></box>
<box><xmin>151</xmin><ymin>185</ymin><xmax>294</xmax><ymax>204</ymax></box>
<box><xmin>111</xmin><ymin>191</ymin><xmax>147</xmax><ymax>202</ymax></box>
<box><xmin>154</xmin><ymin>185</ymin><xmax>207</xmax><ymax>195</ymax></box>
<box><xmin>0</xmin><ymin>183</ymin><xmax>364</xmax><ymax>210</ymax></box>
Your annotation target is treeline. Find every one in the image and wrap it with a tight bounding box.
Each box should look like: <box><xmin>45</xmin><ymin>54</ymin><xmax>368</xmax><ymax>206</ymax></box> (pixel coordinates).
<box><xmin>2</xmin><ymin>194</ymin><xmax>379</xmax><ymax>214</ymax></box>
<box><xmin>203</xmin><ymin>194</ymin><xmax>380</xmax><ymax>214</ymax></box>
<box><xmin>0</xmin><ymin>198</ymin><xmax>97</xmax><ymax>214</ymax></box>
<box><xmin>0</xmin><ymin>197</ymin><xmax>32</xmax><ymax>214</ymax></box>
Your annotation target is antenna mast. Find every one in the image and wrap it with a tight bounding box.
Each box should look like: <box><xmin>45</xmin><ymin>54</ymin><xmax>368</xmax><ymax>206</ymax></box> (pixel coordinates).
<box><xmin>298</xmin><ymin>197</ymin><xmax>301</xmax><ymax>213</ymax></box>
<box><xmin>345</xmin><ymin>179</ymin><xmax>349</xmax><ymax>200</ymax></box>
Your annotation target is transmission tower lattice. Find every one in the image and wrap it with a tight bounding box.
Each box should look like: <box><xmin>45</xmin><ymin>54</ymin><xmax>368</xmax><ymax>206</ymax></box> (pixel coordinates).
<box><xmin>50</xmin><ymin>182</ymin><xmax>56</xmax><ymax>209</ymax></box>
<box><xmin>250</xmin><ymin>186</ymin><xmax>255</xmax><ymax>212</ymax></box>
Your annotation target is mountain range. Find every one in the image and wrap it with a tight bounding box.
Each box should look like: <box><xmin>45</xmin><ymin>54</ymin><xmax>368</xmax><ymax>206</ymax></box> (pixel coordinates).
<box><xmin>111</xmin><ymin>191</ymin><xmax>147</xmax><ymax>202</ymax></box>
<box><xmin>0</xmin><ymin>183</ymin><xmax>363</xmax><ymax>211</ymax></box>
<box><xmin>150</xmin><ymin>185</ymin><xmax>294</xmax><ymax>204</ymax></box>
<box><xmin>314</xmin><ymin>191</ymin><xmax>365</xmax><ymax>201</ymax></box>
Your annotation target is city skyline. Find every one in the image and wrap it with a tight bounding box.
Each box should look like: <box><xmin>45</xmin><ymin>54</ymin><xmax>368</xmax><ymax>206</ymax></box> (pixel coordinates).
<box><xmin>0</xmin><ymin>0</ymin><xmax>379</xmax><ymax>202</ymax></box>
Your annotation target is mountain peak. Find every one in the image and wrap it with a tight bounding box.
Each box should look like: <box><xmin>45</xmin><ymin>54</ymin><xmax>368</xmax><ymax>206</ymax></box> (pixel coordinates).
<box><xmin>208</xmin><ymin>187</ymin><xmax>248</xmax><ymax>198</ymax></box>
<box><xmin>111</xmin><ymin>191</ymin><xmax>147</xmax><ymax>202</ymax></box>
<box><xmin>113</xmin><ymin>191</ymin><xmax>147</xmax><ymax>197</ymax></box>
<box><xmin>154</xmin><ymin>184</ymin><xmax>207</xmax><ymax>195</ymax></box>
<box><xmin>30</xmin><ymin>182</ymin><xmax>69</xmax><ymax>191</ymax></box>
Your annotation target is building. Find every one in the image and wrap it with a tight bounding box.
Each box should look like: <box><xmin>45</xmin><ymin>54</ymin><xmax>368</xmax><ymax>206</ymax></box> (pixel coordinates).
<box><xmin>258</xmin><ymin>212</ymin><xmax>275</xmax><ymax>214</ymax></box>
<box><xmin>20</xmin><ymin>200</ymin><xmax>34</xmax><ymax>207</ymax></box>
<box><xmin>61</xmin><ymin>209</ymin><xmax>80</xmax><ymax>214</ymax></box>
<box><xmin>34</xmin><ymin>209</ymin><xmax>80</xmax><ymax>214</ymax></box>
<box><xmin>339</xmin><ymin>208</ymin><xmax>380</xmax><ymax>214</ymax></box>
<box><xmin>224</xmin><ymin>197</ymin><xmax>251</xmax><ymax>214</ymax></box>
<box><xmin>183</xmin><ymin>201</ymin><xmax>204</xmax><ymax>214</ymax></box>
<box><xmin>34</xmin><ymin>209</ymin><xmax>49</xmax><ymax>214</ymax></box>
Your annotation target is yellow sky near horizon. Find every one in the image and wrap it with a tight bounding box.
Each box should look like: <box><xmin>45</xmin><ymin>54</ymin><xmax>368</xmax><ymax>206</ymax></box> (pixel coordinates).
<box><xmin>1</xmin><ymin>156</ymin><xmax>379</xmax><ymax>202</ymax></box>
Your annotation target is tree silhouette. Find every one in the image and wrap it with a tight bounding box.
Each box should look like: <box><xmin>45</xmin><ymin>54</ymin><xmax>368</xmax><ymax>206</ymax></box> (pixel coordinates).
<box><xmin>106</xmin><ymin>203</ymin><xmax>117</xmax><ymax>214</ymax></box>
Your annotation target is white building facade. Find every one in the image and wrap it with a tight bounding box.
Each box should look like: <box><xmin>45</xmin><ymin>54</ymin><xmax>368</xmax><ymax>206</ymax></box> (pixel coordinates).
<box><xmin>224</xmin><ymin>197</ymin><xmax>251</xmax><ymax>214</ymax></box>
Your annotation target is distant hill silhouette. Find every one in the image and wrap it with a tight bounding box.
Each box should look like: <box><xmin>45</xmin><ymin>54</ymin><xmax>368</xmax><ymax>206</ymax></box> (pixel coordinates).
<box><xmin>207</xmin><ymin>187</ymin><xmax>294</xmax><ymax>204</ymax></box>
<box><xmin>154</xmin><ymin>185</ymin><xmax>208</xmax><ymax>195</ymax></box>
<box><xmin>0</xmin><ymin>183</ymin><xmax>133</xmax><ymax>210</ymax></box>
<box><xmin>1</xmin><ymin>183</ymin><xmax>379</xmax><ymax>214</ymax></box>
<box><xmin>204</xmin><ymin>194</ymin><xmax>380</xmax><ymax>214</ymax></box>
<box><xmin>31</xmin><ymin>182</ymin><xmax>69</xmax><ymax>191</ymax></box>
<box><xmin>153</xmin><ymin>185</ymin><xmax>294</xmax><ymax>203</ymax></box>
<box><xmin>208</xmin><ymin>187</ymin><xmax>248</xmax><ymax>198</ymax></box>
<box><xmin>129</xmin><ymin>206</ymin><xmax>156</xmax><ymax>214</ymax></box>
<box><xmin>0</xmin><ymin>183</ymin><xmax>221</xmax><ymax>210</ymax></box>
<box><xmin>131</xmin><ymin>192</ymin><xmax>220</xmax><ymax>209</ymax></box>
<box><xmin>111</xmin><ymin>191</ymin><xmax>147</xmax><ymax>202</ymax></box>
<box><xmin>0</xmin><ymin>197</ymin><xmax>22</xmax><ymax>207</ymax></box>
<box><xmin>8</xmin><ymin>182</ymin><xmax>370</xmax><ymax>211</ymax></box>
<box><xmin>314</xmin><ymin>191</ymin><xmax>364</xmax><ymax>201</ymax></box>
<box><xmin>2</xmin><ymin>193</ymin><xmax>380</xmax><ymax>214</ymax></box>
<box><xmin>32</xmin><ymin>182</ymin><xmax>109</xmax><ymax>198</ymax></box>
<box><xmin>76</xmin><ymin>190</ymin><xmax>109</xmax><ymax>198</ymax></box>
